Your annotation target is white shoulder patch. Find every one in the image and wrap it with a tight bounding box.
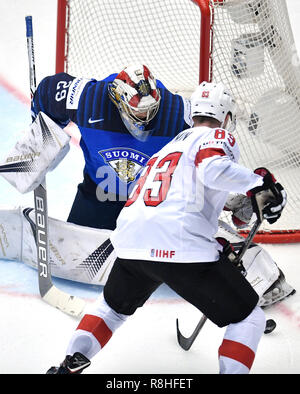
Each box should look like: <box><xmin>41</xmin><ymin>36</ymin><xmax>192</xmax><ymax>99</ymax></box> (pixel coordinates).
<box><xmin>66</xmin><ymin>78</ymin><xmax>91</xmax><ymax>110</ymax></box>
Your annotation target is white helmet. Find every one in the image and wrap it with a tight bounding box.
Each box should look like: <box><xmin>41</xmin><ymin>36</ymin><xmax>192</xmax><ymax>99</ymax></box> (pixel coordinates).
<box><xmin>191</xmin><ymin>81</ymin><xmax>236</xmax><ymax>132</ymax></box>
<box><xmin>108</xmin><ymin>64</ymin><xmax>161</xmax><ymax>141</ymax></box>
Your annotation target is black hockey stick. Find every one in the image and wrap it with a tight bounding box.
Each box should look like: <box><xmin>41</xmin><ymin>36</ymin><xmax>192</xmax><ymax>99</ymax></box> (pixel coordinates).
<box><xmin>176</xmin><ymin>217</ymin><xmax>262</xmax><ymax>351</ymax></box>
<box><xmin>26</xmin><ymin>16</ymin><xmax>85</xmax><ymax>317</ymax></box>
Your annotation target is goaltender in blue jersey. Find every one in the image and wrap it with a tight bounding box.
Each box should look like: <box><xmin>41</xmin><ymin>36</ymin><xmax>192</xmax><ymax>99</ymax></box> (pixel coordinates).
<box><xmin>31</xmin><ymin>64</ymin><xmax>192</xmax><ymax>229</ymax></box>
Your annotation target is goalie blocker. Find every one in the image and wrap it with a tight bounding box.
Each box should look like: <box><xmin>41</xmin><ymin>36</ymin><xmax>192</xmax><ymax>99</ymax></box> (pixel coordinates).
<box><xmin>0</xmin><ymin>112</ymin><xmax>70</xmax><ymax>193</ymax></box>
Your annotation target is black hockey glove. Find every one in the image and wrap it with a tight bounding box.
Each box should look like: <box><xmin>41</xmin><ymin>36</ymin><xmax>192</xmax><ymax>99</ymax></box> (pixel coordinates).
<box><xmin>216</xmin><ymin>237</ymin><xmax>246</xmax><ymax>277</ymax></box>
<box><xmin>247</xmin><ymin>168</ymin><xmax>287</xmax><ymax>224</ymax></box>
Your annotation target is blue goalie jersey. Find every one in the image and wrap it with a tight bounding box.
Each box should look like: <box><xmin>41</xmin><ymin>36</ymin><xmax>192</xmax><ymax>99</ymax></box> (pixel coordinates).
<box><xmin>31</xmin><ymin>72</ymin><xmax>192</xmax><ymax>200</ymax></box>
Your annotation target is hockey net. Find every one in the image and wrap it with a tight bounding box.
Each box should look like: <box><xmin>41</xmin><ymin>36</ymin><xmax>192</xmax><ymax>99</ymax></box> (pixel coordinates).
<box><xmin>56</xmin><ymin>0</ymin><xmax>300</xmax><ymax>243</ymax></box>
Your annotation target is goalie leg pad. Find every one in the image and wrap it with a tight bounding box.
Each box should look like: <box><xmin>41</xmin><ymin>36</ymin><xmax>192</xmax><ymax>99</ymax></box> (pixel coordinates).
<box><xmin>0</xmin><ymin>206</ymin><xmax>115</xmax><ymax>285</ymax></box>
<box><xmin>217</xmin><ymin>220</ymin><xmax>294</xmax><ymax>307</ymax></box>
<box><xmin>236</xmin><ymin>245</ymin><xmax>279</xmax><ymax>299</ymax></box>
<box><xmin>237</xmin><ymin>244</ymin><xmax>296</xmax><ymax>306</ymax></box>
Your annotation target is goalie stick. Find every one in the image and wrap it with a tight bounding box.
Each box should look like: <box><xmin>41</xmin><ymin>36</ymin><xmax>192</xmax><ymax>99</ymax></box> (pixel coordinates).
<box><xmin>176</xmin><ymin>217</ymin><xmax>262</xmax><ymax>351</ymax></box>
<box><xmin>25</xmin><ymin>16</ymin><xmax>85</xmax><ymax>317</ymax></box>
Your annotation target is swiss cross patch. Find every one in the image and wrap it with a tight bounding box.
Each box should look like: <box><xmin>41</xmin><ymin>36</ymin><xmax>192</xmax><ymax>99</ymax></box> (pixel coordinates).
<box><xmin>202</xmin><ymin>91</ymin><xmax>210</xmax><ymax>98</ymax></box>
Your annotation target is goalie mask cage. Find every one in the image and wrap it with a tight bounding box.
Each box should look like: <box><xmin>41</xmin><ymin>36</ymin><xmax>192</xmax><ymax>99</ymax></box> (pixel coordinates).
<box><xmin>56</xmin><ymin>0</ymin><xmax>300</xmax><ymax>243</ymax></box>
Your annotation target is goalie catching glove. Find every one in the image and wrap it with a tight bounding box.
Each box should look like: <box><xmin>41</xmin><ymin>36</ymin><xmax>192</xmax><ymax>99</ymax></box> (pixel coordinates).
<box><xmin>247</xmin><ymin>168</ymin><xmax>287</xmax><ymax>224</ymax></box>
<box><xmin>224</xmin><ymin>193</ymin><xmax>253</xmax><ymax>229</ymax></box>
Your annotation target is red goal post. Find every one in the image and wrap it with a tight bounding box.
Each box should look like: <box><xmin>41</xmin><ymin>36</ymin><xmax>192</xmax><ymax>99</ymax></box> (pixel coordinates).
<box><xmin>56</xmin><ymin>0</ymin><xmax>300</xmax><ymax>243</ymax></box>
<box><xmin>56</xmin><ymin>0</ymin><xmax>212</xmax><ymax>86</ymax></box>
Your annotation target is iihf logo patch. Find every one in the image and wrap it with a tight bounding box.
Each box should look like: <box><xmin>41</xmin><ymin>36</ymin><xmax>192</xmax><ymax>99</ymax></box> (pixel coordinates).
<box><xmin>99</xmin><ymin>147</ymin><xmax>150</xmax><ymax>183</ymax></box>
<box><xmin>150</xmin><ymin>249</ymin><xmax>176</xmax><ymax>259</ymax></box>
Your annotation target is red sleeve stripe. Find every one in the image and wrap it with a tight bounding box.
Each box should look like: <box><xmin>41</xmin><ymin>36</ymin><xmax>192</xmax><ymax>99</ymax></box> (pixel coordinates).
<box><xmin>194</xmin><ymin>147</ymin><xmax>226</xmax><ymax>166</ymax></box>
<box><xmin>218</xmin><ymin>339</ymin><xmax>255</xmax><ymax>370</ymax></box>
<box><xmin>77</xmin><ymin>314</ymin><xmax>112</xmax><ymax>348</ymax></box>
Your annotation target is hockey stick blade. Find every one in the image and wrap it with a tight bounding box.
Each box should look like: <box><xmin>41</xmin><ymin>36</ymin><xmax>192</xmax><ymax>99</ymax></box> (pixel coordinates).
<box><xmin>42</xmin><ymin>286</ymin><xmax>86</xmax><ymax>317</ymax></box>
<box><xmin>176</xmin><ymin>315</ymin><xmax>207</xmax><ymax>351</ymax></box>
<box><xmin>176</xmin><ymin>218</ymin><xmax>262</xmax><ymax>351</ymax></box>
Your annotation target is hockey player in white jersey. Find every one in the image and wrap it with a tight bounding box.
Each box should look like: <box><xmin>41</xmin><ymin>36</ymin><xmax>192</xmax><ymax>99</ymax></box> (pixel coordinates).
<box><xmin>47</xmin><ymin>82</ymin><xmax>287</xmax><ymax>374</ymax></box>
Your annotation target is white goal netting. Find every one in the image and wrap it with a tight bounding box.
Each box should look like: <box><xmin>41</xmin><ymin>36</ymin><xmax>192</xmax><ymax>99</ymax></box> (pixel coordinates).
<box><xmin>61</xmin><ymin>0</ymin><xmax>202</xmax><ymax>96</ymax></box>
<box><xmin>212</xmin><ymin>0</ymin><xmax>300</xmax><ymax>234</ymax></box>
<box><xmin>57</xmin><ymin>0</ymin><xmax>300</xmax><ymax>238</ymax></box>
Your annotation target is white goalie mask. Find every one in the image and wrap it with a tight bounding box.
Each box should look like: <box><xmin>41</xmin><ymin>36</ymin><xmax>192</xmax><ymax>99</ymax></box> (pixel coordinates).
<box><xmin>191</xmin><ymin>81</ymin><xmax>237</xmax><ymax>132</ymax></box>
<box><xmin>108</xmin><ymin>64</ymin><xmax>161</xmax><ymax>141</ymax></box>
